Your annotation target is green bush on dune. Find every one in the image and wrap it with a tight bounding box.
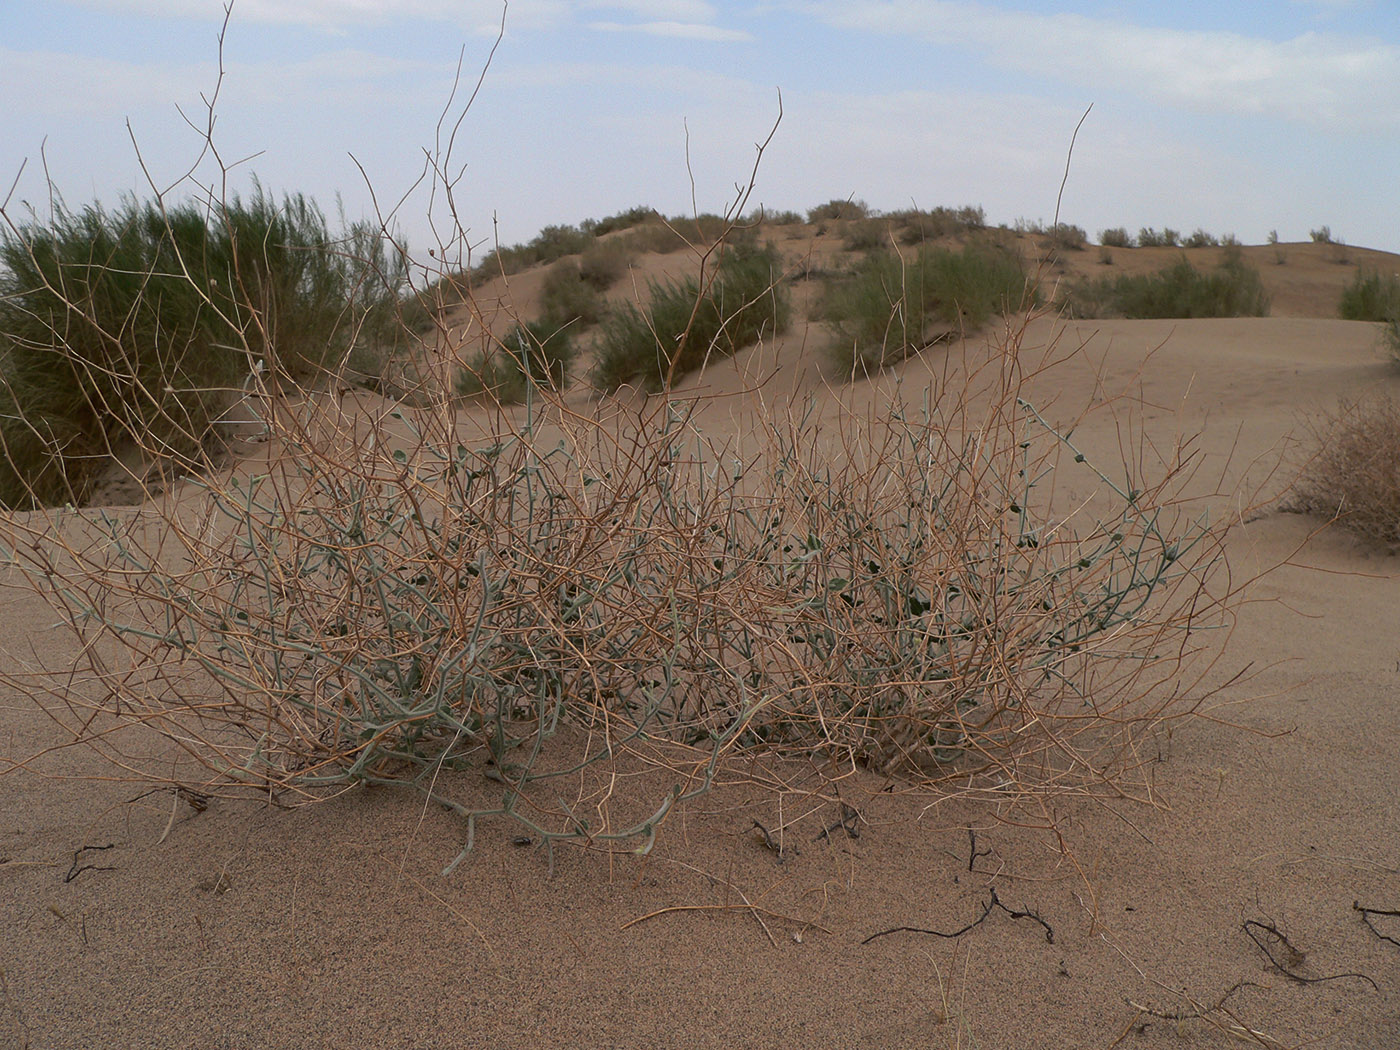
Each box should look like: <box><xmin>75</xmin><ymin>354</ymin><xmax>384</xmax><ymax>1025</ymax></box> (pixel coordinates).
<box><xmin>593</xmin><ymin>240</ymin><xmax>790</xmax><ymax>391</ymax></box>
<box><xmin>456</xmin><ymin>319</ymin><xmax>573</xmax><ymax>404</ymax></box>
<box><xmin>0</xmin><ymin>188</ymin><xmax>414</xmax><ymax>508</ymax></box>
<box><xmin>539</xmin><ymin>259</ymin><xmax>607</xmax><ymax>328</ymax></box>
<box><xmin>1337</xmin><ymin>269</ymin><xmax>1400</xmax><ymax>364</ymax></box>
<box><xmin>1338</xmin><ymin>269</ymin><xmax>1400</xmax><ymax>322</ymax></box>
<box><xmin>1060</xmin><ymin>253</ymin><xmax>1270</xmax><ymax>320</ymax></box>
<box><xmin>821</xmin><ymin>241</ymin><xmax>1033</xmax><ymax>373</ymax></box>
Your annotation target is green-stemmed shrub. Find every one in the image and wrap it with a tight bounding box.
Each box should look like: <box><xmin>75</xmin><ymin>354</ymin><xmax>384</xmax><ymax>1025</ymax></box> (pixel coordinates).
<box><xmin>1137</xmin><ymin>227</ymin><xmax>1181</xmax><ymax>248</ymax></box>
<box><xmin>474</xmin><ymin>222</ymin><xmax>594</xmax><ymax>278</ymax></box>
<box><xmin>577</xmin><ymin>239</ymin><xmax>634</xmax><ymax>290</ymax></box>
<box><xmin>539</xmin><ymin>259</ymin><xmax>606</xmax><ymax>328</ymax></box>
<box><xmin>593</xmin><ymin>241</ymin><xmax>789</xmax><ymax>391</ymax></box>
<box><xmin>822</xmin><ymin>242</ymin><xmax>1032</xmax><ymax>372</ymax></box>
<box><xmin>1337</xmin><ymin>270</ymin><xmax>1400</xmax><ymax>364</ymax></box>
<box><xmin>0</xmin><ymin>189</ymin><xmax>411</xmax><ymax>507</ymax></box>
<box><xmin>844</xmin><ymin>219</ymin><xmax>891</xmax><ymax>252</ymax></box>
<box><xmin>762</xmin><ymin>209</ymin><xmax>805</xmax><ymax>225</ymax></box>
<box><xmin>886</xmin><ymin>205</ymin><xmax>987</xmax><ymax>246</ymax></box>
<box><xmin>1060</xmin><ymin>256</ymin><xmax>1270</xmax><ymax>320</ymax></box>
<box><xmin>1099</xmin><ymin>227</ymin><xmax>1133</xmax><ymax>248</ymax></box>
<box><xmin>807</xmin><ymin>199</ymin><xmax>869</xmax><ymax>223</ymax></box>
<box><xmin>583</xmin><ymin>205</ymin><xmax>656</xmax><ymax>236</ymax></box>
<box><xmin>1044</xmin><ymin>223</ymin><xmax>1088</xmax><ymax>252</ymax></box>
<box><xmin>1338</xmin><ymin>269</ymin><xmax>1400</xmax><ymax>323</ymax></box>
<box><xmin>456</xmin><ymin>320</ymin><xmax>573</xmax><ymax>403</ymax></box>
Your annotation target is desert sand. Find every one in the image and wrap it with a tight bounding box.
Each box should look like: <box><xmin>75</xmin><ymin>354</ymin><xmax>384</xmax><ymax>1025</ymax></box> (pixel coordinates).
<box><xmin>1</xmin><ymin>231</ymin><xmax>1398</xmax><ymax>1049</ymax></box>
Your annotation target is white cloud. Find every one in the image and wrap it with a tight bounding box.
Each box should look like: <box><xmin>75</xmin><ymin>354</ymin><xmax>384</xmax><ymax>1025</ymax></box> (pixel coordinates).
<box><xmin>70</xmin><ymin>0</ymin><xmax>569</xmax><ymax>32</ymax></box>
<box><xmin>791</xmin><ymin>1</ymin><xmax>1400</xmax><ymax>131</ymax></box>
<box><xmin>585</xmin><ymin>0</ymin><xmax>718</xmax><ymax>18</ymax></box>
<box><xmin>73</xmin><ymin>0</ymin><xmax>736</xmax><ymax>33</ymax></box>
<box><xmin>589</xmin><ymin>19</ymin><xmax>752</xmax><ymax>41</ymax></box>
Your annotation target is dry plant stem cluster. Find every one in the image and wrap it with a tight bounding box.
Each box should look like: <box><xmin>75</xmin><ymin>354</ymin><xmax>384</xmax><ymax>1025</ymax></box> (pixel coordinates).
<box><xmin>0</xmin><ymin>293</ymin><xmax>1252</xmax><ymax>868</ymax></box>
<box><xmin>1290</xmin><ymin>394</ymin><xmax>1400</xmax><ymax>550</ymax></box>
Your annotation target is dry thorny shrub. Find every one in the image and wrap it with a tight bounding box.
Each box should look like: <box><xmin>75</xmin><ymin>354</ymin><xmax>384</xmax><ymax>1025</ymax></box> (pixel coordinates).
<box><xmin>1290</xmin><ymin>393</ymin><xmax>1400</xmax><ymax>551</ymax></box>
<box><xmin>0</xmin><ymin>281</ymin><xmax>1261</xmax><ymax>869</ymax></box>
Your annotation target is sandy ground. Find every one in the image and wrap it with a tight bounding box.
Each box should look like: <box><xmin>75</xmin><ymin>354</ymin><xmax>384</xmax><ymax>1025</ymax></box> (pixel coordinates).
<box><xmin>2</xmin><ymin>236</ymin><xmax>1399</xmax><ymax>1049</ymax></box>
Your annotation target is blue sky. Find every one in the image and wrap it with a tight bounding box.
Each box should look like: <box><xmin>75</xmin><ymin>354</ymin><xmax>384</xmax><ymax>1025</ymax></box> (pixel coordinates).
<box><xmin>3</xmin><ymin>0</ymin><xmax>1397</xmax><ymax>264</ymax></box>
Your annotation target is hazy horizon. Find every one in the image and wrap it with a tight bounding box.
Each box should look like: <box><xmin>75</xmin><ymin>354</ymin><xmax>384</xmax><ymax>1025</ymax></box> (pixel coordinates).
<box><xmin>4</xmin><ymin>1</ymin><xmax>1398</xmax><ymax>262</ymax></box>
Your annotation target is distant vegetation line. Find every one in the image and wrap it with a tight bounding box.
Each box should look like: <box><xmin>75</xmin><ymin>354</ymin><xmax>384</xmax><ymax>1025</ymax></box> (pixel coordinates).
<box><xmin>0</xmin><ymin>185</ymin><xmax>1392</xmax><ymax>508</ymax></box>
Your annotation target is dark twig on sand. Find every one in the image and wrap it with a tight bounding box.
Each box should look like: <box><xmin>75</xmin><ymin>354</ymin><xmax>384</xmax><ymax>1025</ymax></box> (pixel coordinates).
<box><xmin>814</xmin><ymin>803</ymin><xmax>860</xmax><ymax>843</ymax></box>
<box><xmin>862</xmin><ymin>887</ymin><xmax>1054</xmax><ymax>946</ymax></box>
<box><xmin>967</xmin><ymin>826</ymin><xmax>993</xmax><ymax>872</ymax></box>
<box><xmin>1354</xmin><ymin>901</ymin><xmax>1400</xmax><ymax>948</ymax></box>
<box><xmin>64</xmin><ymin>843</ymin><xmax>116</xmax><ymax>883</ymax></box>
<box><xmin>1242</xmin><ymin>918</ymin><xmax>1377</xmax><ymax>989</ymax></box>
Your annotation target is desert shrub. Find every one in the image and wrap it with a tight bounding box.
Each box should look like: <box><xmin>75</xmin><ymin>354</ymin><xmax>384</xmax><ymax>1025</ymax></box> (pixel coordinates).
<box><xmin>807</xmin><ymin>199</ymin><xmax>869</xmax><ymax>223</ymax></box>
<box><xmin>1338</xmin><ymin>270</ymin><xmax>1400</xmax><ymax>362</ymax></box>
<box><xmin>1310</xmin><ymin>226</ymin><xmax>1334</xmax><ymax>244</ymax></box>
<box><xmin>455</xmin><ymin>320</ymin><xmax>572</xmax><ymax>403</ymax></box>
<box><xmin>886</xmin><ymin>205</ymin><xmax>987</xmax><ymax>246</ymax></box>
<box><xmin>0</xmin><ymin>189</ymin><xmax>411</xmax><ymax>508</ymax></box>
<box><xmin>822</xmin><ymin>242</ymin><xmax>1032</xmax><ymax>372</ymax></box>
<box><xmin>954</xmin><ymin>205</ymin><xmax>986</xmax><ymax>229</ymax></box>
<box><xmin>1060</xmin><ymin>256</ymin><xmax>1269</xmax><ymax>320</ymax></box>
<box><xmin>474</xmin><ymin>244</ymin><xmax>532</xmax><ymax>276</ymax></box>
<box><xmin>1137</xmin><ymin>227</ymin><xmax>1180</xmax><ymax>248</ymax></box>
<box><xmin>533</xmin><ymin>224</ymin><xmax>590</xmax><ymax>260</ymax></box>
<box><xmin>1044</xmin><ymin>223</ymin><xmax>1088</xmax><ymax>252</ymax></box>
<box><xmin>0</xmin><ymin>317</ymin><xmax>1251</xmax><ymax>865</ymax></box>
<box><xmin>577</xmin><ymin>239</ymin><xmax>635</xmax><ymax>290</ymax></box>
<box><xmin>1098</xmin><ymin>247</ymin><xmax>1114</xmax><ymax>266</ymax></box>
<box><xmin>1338</xmin><ymin>269</ymin><xmax>1400</xmax><ymax>323</ymax></box>
<box><xmin>675</xmin><ymin>213</ymin><xmax>731</xmax><ymax>245</ymax></box>
<box><xmin>1267</xmin><ymin>230</ymin><xmax>1280</xmax><ymax>245</ymax></box>
<box><xmin>1221</xmin><ymin>233</ymin><xmax>1240</xmax><ymax>247</ymax></box>
<box><xmin>1184</xmin><ymin>229</ymin><xmax>1219</xmax><ymax>248</ymax></box>
<box><xmin>475</xmin><ymin>223</ymin><xmax>593</xmax><ymax>277</ymax></box>
<box><xmin>1099</xmin><ymin>227</ymin><xmax>1133</xmax><ymax>248</ymax></box>
<box><xmin>762</xmin><ymin>209</ymin><xmax>805</xmax><ymax>225</ymax></box>
<box><xmin>593</xmin><ymin>240</ymin><xmax>789</xmax><ymax>390</ymax></box>
<box><xmin>620</xmin><ymin>214</ymin><xmax>735</xmax><ymax>256</ymax></box>
<box><xmin>1290</xmin><ymin>395</ymin><xmax>1400</xmax><ymax>549</ymax></box>
<box><xmin>584</xmin><ymin>205</ymin><xmax>656</xmax><ymax>237</ymax></box>
<box><xmin>537</xmin><ymin>259</ymin><xmax>606</xmax><ymax>328</ymax></box>
<box><xmin>843</xmin><ymin>219</ymin><xmax>891</xmax><ymax>252</ymax></box>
